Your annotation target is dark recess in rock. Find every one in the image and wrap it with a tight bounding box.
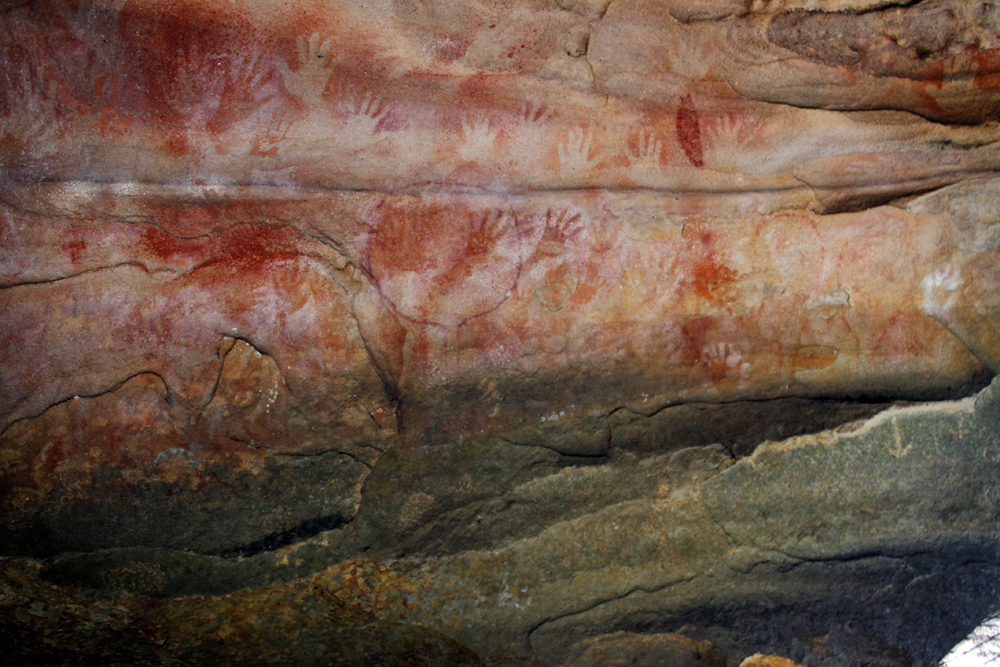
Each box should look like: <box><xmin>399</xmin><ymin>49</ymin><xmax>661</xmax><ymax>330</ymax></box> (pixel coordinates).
<box><xmin>213</xmin><ymin>513</ymin><xmax>350</xmax><ymax>558</ymax></box>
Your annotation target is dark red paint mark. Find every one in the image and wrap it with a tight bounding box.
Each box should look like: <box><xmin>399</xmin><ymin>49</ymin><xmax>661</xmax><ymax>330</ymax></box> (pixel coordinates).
<box><xmin>139</xmin><ymin>225</ymin><xmax>193</xmax><ymax>262</ymax></box>
<box><xmin>679</xmin><ymin>316</ymin><xmax>716</xmax><ymax>368</ymax></box>
<box><xmin>676</xmin><ymin>93</ymin><xmax>704</xmax><ymax>167</ymax></box>
<box><xmin>196</xmin><ymin>225</ymin><xmax>303</xmax><ymax>275</ymax></box>
<box><xmin>160</xmin><ymin>130</ymin><xmax>190</xmax><ymax>158</ymax></box>
<box><xmin>65</xmin><ymin>230</ymin><xmax>86</xmax><ymax>265</ymax></box>
<box><xmin>429</xmin><ymin>36</ymin><xmax>469</xmax><ymax>62</ymax></box>
<box><xmin>375</xmin><ymin>110</ymin><xmax>405</xmax><ymax>133</ymax></box>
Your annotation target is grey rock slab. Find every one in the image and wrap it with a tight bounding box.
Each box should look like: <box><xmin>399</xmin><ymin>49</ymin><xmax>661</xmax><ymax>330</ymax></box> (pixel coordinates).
<box><xmin>529</xmin><ymin>548</ymin><xmax>1000</xmax><ymax>666</ymax></box>
<box><xmin>702</xmin><ymin>377</ymin><xmax>1000</xmax><ymax>561</ymax></box>
<box><xmin>401</xmin><ymin>491</ymin><xmax>734</xmax><ymax>662</ymax></box>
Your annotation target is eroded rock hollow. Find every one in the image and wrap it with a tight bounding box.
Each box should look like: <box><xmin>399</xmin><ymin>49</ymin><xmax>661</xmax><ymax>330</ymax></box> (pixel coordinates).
<box><xmin>1</xmin><ymin>0</ymin><xmax>999</xmax><ymax>665</ymax></box>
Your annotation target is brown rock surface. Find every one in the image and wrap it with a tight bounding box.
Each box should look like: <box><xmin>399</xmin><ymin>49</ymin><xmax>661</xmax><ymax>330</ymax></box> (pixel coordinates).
<box><xmin>564</xmin><ymin>631</ymin><xmax>727</xmax><ymax>667</ymax></box>
<box><xmin>740</xmin><ymin>655</ymin><xmax>807</xmax><ymax>667</ymax></box>
<box><xmin>1</xmin><ymin>1</ymin><xmax>999</xmax><ymax>666</ymax></box>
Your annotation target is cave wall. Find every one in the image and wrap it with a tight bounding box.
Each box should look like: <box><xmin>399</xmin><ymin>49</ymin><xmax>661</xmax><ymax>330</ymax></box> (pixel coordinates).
<box><xmin>1</xmin><ymin>0</ymin><xmax>999</xmax><ymax>665</ymax></box>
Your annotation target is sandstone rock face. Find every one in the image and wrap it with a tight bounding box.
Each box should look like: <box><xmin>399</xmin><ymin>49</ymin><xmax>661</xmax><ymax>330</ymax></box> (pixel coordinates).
<box><xmin>1</xmin><ymin>1</ymin><xmax>998</xmax><ymax>666</ymax></box>
<box><xmin>740</xmin><ymin>656</ymin><xmax>808</xmax><ymax>667</ymax></box>
<box><xmin>564</xmin><ymin>631</ymin><xmax>727</xmax><ymax>667</ymax></box>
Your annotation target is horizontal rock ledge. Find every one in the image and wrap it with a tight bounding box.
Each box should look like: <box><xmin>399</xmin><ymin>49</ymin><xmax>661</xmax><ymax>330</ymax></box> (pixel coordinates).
<box><xmin>2</xmin><ymin>1</ymin><xmax>1000</xmax><ymax>666</ymax></box>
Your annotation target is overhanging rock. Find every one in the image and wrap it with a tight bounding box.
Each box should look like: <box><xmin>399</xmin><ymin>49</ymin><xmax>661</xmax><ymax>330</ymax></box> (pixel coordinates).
<box><xmin>1</xmin><ymin>1</ymin><xmax>998</xmax><ymax>665</ymax></box>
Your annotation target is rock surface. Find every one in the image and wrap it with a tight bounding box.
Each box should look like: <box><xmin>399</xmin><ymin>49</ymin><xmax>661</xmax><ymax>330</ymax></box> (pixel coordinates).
<box><xmin>1</xmin><ymin>0</ymin><xmax>999</xmax><ymax>665</ymax></box>
<box><xmin>740</xmin><ymin>656</ymin><xmax>808</xmax><ymax>667</ymax></box>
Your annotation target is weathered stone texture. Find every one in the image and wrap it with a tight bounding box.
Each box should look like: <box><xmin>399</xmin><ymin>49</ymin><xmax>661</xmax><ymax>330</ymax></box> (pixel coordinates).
<box><xmin>1</xmin><ymin>0</ymin><xmax>998</xmax><ymax>665</ymax></box>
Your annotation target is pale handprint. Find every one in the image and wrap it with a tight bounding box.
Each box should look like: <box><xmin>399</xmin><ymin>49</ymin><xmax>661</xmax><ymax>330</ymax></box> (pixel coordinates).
<box><xmin>341</xmin><ymin>93</ymin><xmax>385</xmax><ymax>119</ymax></box>
<box><xmin>919</xmin><ymin>261</ymin><xmax>1000</xmax><ymax>373</ymax></box>
<box><xmin>705</xmin><ymin>112</ymin><xmax>763</xmax><ymax>148</ymax></box>
<box><xmin>704</xmin><ymin>113</ymin><xmax>741</xmax><ymax>170</ymax></box>
<box><xmin>277</xmin><ymin>33</ymin><xmax>335</xmax><ymax>107</ymax></box>
<box><xmin>626</xmin><ymin>132</ymin><xmax>664</xmax><ymax>186</ymax></box>
<box><xmin>338</xmin><ymin>93</ymin><xmax>388</xmax><ymax>144</ymax></box>
<box><xmin>703</xmin><ymin>342</ymin><xmax>742</xmax><ymax>368</ymax></box>
<box><xmin>558</xmin><ymin>127</ymin><xmax>601</xmax><ymax>178</ymax></box>
<box><xmin>706</xmin><ymin>113</ymin><xmax>739</xmax><ymax>144</ymax></box>
<box><xmin>458</xmin><ymin>118</ymin><xmax>498</xmax><ymax>162</ymax></box>
<box><xmin>920</xmin><ymin>264</ymin><xmax>962</xmax><ymax>319</ymax></box>
<box><xmin>665</xmin><ymin>32</ymin><xmax>715</xmax><ymax>81</ymax></box>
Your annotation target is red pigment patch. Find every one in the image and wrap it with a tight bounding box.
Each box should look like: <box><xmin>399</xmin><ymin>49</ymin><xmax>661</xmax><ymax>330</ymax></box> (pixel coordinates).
<box><xmin>684</xmin><ymin>226</ymin><xmax>737</xmax><ymax>302</ymax></box>
<box><xmin>676</xmin><ymin>93</ymin><xmax>704</xmax><ymax>167</ymax></box>
<box><xmin>912</xmin><ymin>82</ymin><xmax>952</xmax><ymax>121</ymax></box>
<box><xmin>160</xmin><ymin>131</ymin><xmax>190</xmax><ymax>157</ymax></box>
<box><xmin>96</xmin><ymin>108</ymin><xmax>135</xmax><ymax>136</ymax></box>
<box><xmin>198</xmin><ymin>224</ymin><xmax>303</xmax><ymax>274</ymax></box>
<box><xmin>364</xmin><ymin>201</ymin><xmax>522</xmax><ymax>326</ymax></box>
<box><xmin>139</xmin><ymin>225</ymin><xmax>198</xmax><ymax>263</ymax></box>
<box><xmin>111</xmin><ymin>2</ymin><xmax>280</xmax><ymax>127</ymax></box>
<box><xmin>873</xmin><ymin>311</ymin><xmax>939</xmax><ymax>361</ymax></box>
<box><xmin>454</xmin><ymin>73</ymin><xmax>514</xmax><ymax>110</ymax></box>
<box><xmin>427</xmin><ymin>36</ymin><xmax>470</xmax><ymax>62</ymax></box>
<box><xmin>365</xmin><ymin>202</ymin><xmax>446</xmax><ymax>276</ymax></box>
<box><xmin>142</xmin><ymin>198</ymin><xmax>292</xmax><ymax>237</ymax></box>
<box><xmin>691</xmin><ymin>258</ymin><xmax>737</xmax><ymax>301</ymax></box>
<box><xmin>972</xmin><ymin>48</ymin><xmax>1000</xmax><ymax>90</ymax></box>
<box><xmin>65</xmin><ymin>229</ymin><xmax>86</xmax><ymax>265</ymax></box>
<box><xmin>679</xmin><ymin>316</ymin><xmax>717</xmax><ymax>368</ymax></box>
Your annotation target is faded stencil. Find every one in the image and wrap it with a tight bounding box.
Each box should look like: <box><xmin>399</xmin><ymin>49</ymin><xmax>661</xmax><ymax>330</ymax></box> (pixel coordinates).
<box><xmin>277</xmin><ymin>32</ymin><xmax>336</xmax><ymax>108</ymax></box>
<box><xmin>365</xmin><ymin>203</ymin><xmax>524</xmax><ymax>329</ymax></box>
<box><xmin>921</xmin><ymin>256</ymin><xmax>1000</xmax><ymax>373</ymax></box>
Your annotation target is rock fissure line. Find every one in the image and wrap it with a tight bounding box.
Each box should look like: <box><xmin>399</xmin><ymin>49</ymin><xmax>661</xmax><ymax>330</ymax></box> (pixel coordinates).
<box><xmin>0</xmin><ymin>369</ymin><xmax>175</xmax><ymax>439</ymax></box>
<box><xmin>239</xmin><ymin>430</ymin><xmax>379</xmax><ymax>469</ymax></box>
<box><xmin>3</xmin><ymin>1</ymin><xmax>1000</xmax><ymax>663</ymax></box>
<box><xmin>526</xmin><ymin>573</ymin><xmax>704</xmax><ymax>645</ymax></box>
<box><xmin>0</xmin><ymin>177</ymin><xmax>958</xmax><ymax>203</ymax></box>
<box><xmin>0</xmin><ymin>260</ymin><xmax>169</xmax><ymax>290</ymax></box>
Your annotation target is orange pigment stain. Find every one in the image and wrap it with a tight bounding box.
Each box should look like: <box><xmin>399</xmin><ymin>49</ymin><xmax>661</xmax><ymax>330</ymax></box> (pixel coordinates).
<box><xmin>685</xmin><ymin>226</ymin><xmax>738</xmax><ymax>302</ymax></box>
<box><xmin>160</xmin><ymin>131</ymin><xmax>190</xmax><ymax>158</ymax></box>
<box><xmin>790</xmin><ymin>345</ymin><xmax>839</xmax><ymax>371</ymax></box>
<box><xmin>691</xmin><ymin>258</ymin><xmax>738</xmax><ymax>302</ymax></box>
